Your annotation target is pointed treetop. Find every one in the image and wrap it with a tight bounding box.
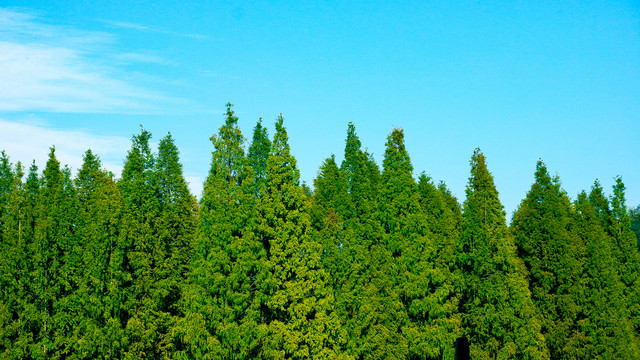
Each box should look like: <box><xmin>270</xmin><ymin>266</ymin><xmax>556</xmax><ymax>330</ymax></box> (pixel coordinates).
<box><xmin>382</xmin><ymin>127</ymin><xmax>413</xmax><ymax>176</ymax></box>
<box><xmin>611</xmin><ymin>176</ymin><xmax>629</xmax><ymax>224</ymax></box>
<box><xmin>122</xmin><ymin>126</ymin><xmax>154</xmax><ymax>182</ymax></box>
<box><xmin>269</xmin><ymin>114</ymin><xmax>297</xmax><ymax>179</ymax></box>
<box><xmin>464</xmin><ymin>148</ymin><xmax>506</xmax><ymax>227</ymax></box>
<box><xmin>207</xmin><ymin>103</ymin><xmax>246</xmax><ymax>185</ymax></box>
<box><xmin>157</xmin><ymin>133</ymin><xmax>192</xmax><ymax>203</ymax></box>
<box><xmin>43</xmin><ymin>146</ymin><xmax>62</xmax><ymax>188</ymax></box>
<box><xmin>248</xmin><ymin>117</ymin><xmax>271</xmax><ymax>190</ymax></box>
<box><xmin>588</xmin><ymin>179</ymin><xmax>611</xmax><ymax>228</ymax></box>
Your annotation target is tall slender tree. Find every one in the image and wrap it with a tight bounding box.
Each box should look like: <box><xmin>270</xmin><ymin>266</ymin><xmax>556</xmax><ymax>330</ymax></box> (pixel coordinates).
<box><xmin>0</xmin><ymin>155</ymin><xmax>26</xmax><ymax>359</ymax></box>
<box><xmin>336</xmin><ymin>123</ymin><xmax>407</xmax><ymax>360</ymax></box>
<box><xmin>511</xmin><ymin>161</ymin><xmax>586</xmax><ymax>359</ymax></box>
<box><xmin>572</xmin><ymin>191</ymin><xmax>639</xmax><ymax>358</ymax></box>
<box><xmin>459</xmin><ymin>149</ymin><xmax>548</xmax><ymax>359</ymax></box>
<box><xmin>379</xmin><ymin>129</ymin><xmax>460</xmax><ymax>359</ymax></box>
<box><xmin>258</xmin><ymin>114</ymin><xmax>340</xmax><ymax>359</ymax></box>
<box><xmin>30</xmin><ymin>148</ymin><xmax>80</xmax><ymax>358</ymax></box>
<box><xmin>178</xmin><ymin>103</ymin><xmax>265</xmax><ymax>359</ymax></box>
<box><xmin>248</xmin><ymin>118</ymin><xmax>271</xmax><ymax>199</ymax></box>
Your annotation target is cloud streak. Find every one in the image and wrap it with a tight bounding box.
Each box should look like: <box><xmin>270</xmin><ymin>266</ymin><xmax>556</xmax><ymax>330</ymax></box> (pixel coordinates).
<box><xmin>0</xmin><ymin>118</ymin><xmax>204</xmax><ymax>196</ymax></box>
<box><xmin>0</xmin><ymin>118</ymin><xmax>129</xmax><ymax>176</ymax></box>
<box><xmin>0</xmin><ymin>8</ymin><xmax>191</xmax><ymax>114</ymax></box>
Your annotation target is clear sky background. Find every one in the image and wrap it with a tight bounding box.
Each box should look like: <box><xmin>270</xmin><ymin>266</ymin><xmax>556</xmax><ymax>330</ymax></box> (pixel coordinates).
<box><xmin>1</xmin><ymin>1</ymin><xmax>638</xmax><ymax>219</ymax></box>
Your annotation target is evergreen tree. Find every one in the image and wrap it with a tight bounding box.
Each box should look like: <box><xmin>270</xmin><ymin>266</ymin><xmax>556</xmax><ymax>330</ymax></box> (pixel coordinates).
<box><xmin>0</xmin><ymin>155</ymin><xmax>27</xmax><ymax>359</ymax></box>
<box><xmin>334</xmin><ymin>123</ymin><xmax>407</xmax><ymax>360</ymax></box>
<box><xmin>29</xmin><ymin>148</ymin><xmax>80</xmax><ymax>358</ymax></box>
<box><xmin>572</xmin><ymin>192</ymin><xmax>639</xmax><ymax>358</ymax></box>
<box><xmin>511</xmin><ymin>161</ymin><xmax>585</xmax><ymax>359</ymax></box>
<box><xmin>607</xmin><ymin>178</ymin><xmax>640</xmax><ymax>336</ymax></box>
<box><xmin>248</xmin><ymin>118</ymin><xmax>271</xmax><ymax>198</ymax></box>
<box><xmin>178</xmin><ymin>103</ymin><xmax>265</xmax><ymax>359</ymax></box>
<box><xmin>310</xmin><ymin>155</ymin><xmax>349</xmax><ymax>287</ymax></box>
<box><xmin>380</xmin><ymin>129</ymin><xmax>460</xmax><ymax>359</ymax></box>
<box><xmin>631</xmin><ymin>206</ymin><xmax>640</xmax><ymax>251</ymax></box>
<box><xmin>73</xmin><ymin>150</ymin><xmax>126</xmax><ymax>359</ymax></box>
<box><xmin>459</xmin><ymin>149</ymin><xmax>548</xmax><ymax>359</ymax></box>
<box><xmin>258</xmin><ymin>114</ymin><xmax>340</xmax><ymax>359</ymax></box>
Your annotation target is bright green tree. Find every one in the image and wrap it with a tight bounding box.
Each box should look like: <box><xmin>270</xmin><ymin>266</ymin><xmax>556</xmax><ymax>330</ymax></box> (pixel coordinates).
<box><xmin>258</xmin><ymin>114</ymin><xmax>340</xmax><ymax>359</ymax></box>
<box><xmin>459</xmin><ymin>149</ymin><xmax>548</xmax><ymax>360</ymax></box>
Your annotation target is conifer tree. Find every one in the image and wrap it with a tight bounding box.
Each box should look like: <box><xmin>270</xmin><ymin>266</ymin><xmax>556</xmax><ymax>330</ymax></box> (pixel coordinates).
<box><xmin>310</xmin><ymin>155</ymin><xmax>349</xmax><ymax>286</ymax></box>
<box><xmin>155</xmin><ymin>133</ymin><xmax>197</xmax><ymax>338</ymax></box>
<box><xmin>3</xmin><ymin>162</ymin><xmax>40</xmax><ymax>358</ymax></box>
<box><xmin>572</xmin><ymin>192</ymin><xmax>639</xmax><ymax>358</ymax></box>
<box><xmin>511</xmin><ymin>161</ymin><xmax>585</xmax><ymax>359</ymax></box>
<box><xmin>258</xmin><ymin>114</ymin><xmax>340</xmax><ymax>359</ymax></box>
<box><xmin>0</xmin><ymin>155</ymin><xmax>26</xmax><ymax>359</ymax></box>
<box><xmin>631</xmin><ymin>206</ymin><xmax>640</xmax><ymax>250</ymax></box>
<box><xmin>459</xmin><ymin>149</ymin><xmax>548</xmax><ymax>359</ymax></box>
<box><xmin>73</xmin><ymin>150</ymin><xmax>125</xmax><ymax>358</ymax></box>
<box><xmin>178</xmin><ymin>103</ymin><xmax>265</xmax><ymax>359</ymax></box>
<box><xmin>248</xmin><ymin>118</ymin><xmax>271</xmax><ymax>198</ymax></box>
<box><xmin>334</xmin><ymin>123</ymin><xmax>407</xmax><ymax>360</ymax></box>
<box><xmin>379</xmin><ymin>129</ymin><xmax>460</xmax><ymax>359</ymax></box>
<box><xmin>118</xmin><ymin>128</ymin><xmax>166</xmax><ymax>359</ymax></box>
<box><xmin>606</xmin><ymin>178</ymin><xmax>640</xmax><ymax>336</ymax></box>
<box><xmin>30</xmin><ymin>148</ymin><xmax>80</xmax><ymax>358</ymax></box>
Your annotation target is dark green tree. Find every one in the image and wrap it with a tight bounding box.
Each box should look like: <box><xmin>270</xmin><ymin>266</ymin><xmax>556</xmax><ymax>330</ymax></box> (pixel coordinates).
<box><xmin>119</xmin><ymin>128</ymin><xmax>195</xmax><ymax>359</ymax></box>
<box><xmin>572</xmin><ymin>191</ymin><xmax>639</xmax><ymax>358</ymax></box>
<box><xmin>511</xmin><ymin>161</ymin><xmax>585</xmax><ymax>359</ymax></box>
<box><xmin>459</xmin><ymin>149</ymin><xmax>548</xmax><ymax>359</ymax></box>
<box><xmin>631</xmin><ymin>206</ymin><xmax>640</xmax><ymax>251</ymax></box>
<box><xmin>29</xmin><ymin>148</ymin><xmax>80</xmax><ymax>359</ymax></box>
<box><xmin>334</xmin><ymin>123</ymin><xmax>407</xmax><ymax>360</ymax></box>
<box><xmin>379</xmin><ymin>129</ymin><xmax>460</xmax><ymax>359</ymax></box>
<box><xmin>72</xmin><ymin>150</ymin><xmax>125</xmax><ymax>359</ymax></box>
<box><xmin>607</xmin><ymin>178</ymin><xmax>640</xmax><ymax>336</ymax></box>
<box><xmin>0</xmin><ymin>155</ymin><xmax>28</xmax><ymax>359</ymax></box>
<box><xmin>177</xmin><ymin>103</ymin><xmax>265</xmax><ymax>359</ymax></box>
<box><xmin>248</xmin><ymin>118</ymin><xmax>271</xmax><ymax>199</ymax></box>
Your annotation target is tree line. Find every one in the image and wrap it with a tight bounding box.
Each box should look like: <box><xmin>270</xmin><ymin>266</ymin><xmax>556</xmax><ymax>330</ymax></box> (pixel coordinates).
<box><xmin>0</xmin><ymin>103</ymin><xmax>639</xmax><ymax>359</ymax></box>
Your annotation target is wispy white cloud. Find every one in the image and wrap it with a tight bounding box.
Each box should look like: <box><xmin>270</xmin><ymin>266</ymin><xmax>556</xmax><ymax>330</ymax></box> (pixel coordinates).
<box><xmin>99</xmin><ymin>19</ymin><xmax>209</xmax><ymax>40</ymax></box>
<box><xmin>0</xmin><ymin>118</ymin><xmax>129</xmax><ymax>176</ymax></box>
<box><xmin>0</xmin><ymin>8</ymin><xmax>191</xmax><ymax>114</ymax></box>
<box><xmin>0</xmin><ymin>118</ymin><xmax>205</xmax><ymax>196</ymax></box>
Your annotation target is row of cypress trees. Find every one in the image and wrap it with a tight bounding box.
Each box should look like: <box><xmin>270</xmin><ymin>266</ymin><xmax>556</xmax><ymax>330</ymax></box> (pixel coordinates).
<box><xmin>0</xmin><ymin>103</ymin><xmax>639</xmax><ymax>359</ymax></box>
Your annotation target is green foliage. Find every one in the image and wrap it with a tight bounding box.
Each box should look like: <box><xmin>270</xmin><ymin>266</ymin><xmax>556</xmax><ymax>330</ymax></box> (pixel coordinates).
<box><xmin>119</xmin><ymin>128</ymin><xmax>196</xmax><ymax>359</ymax></box>
<box><xmin>380</xmin><ymin>129</ymin><xmax>460</xmax><ymax>359</ymax></box>
<box><xmin>632</xmin><ymin>206</ymin><xmax>640</xmax><ymax>251</ymax></box>
<box><xmin>1</xmin><ymin>106</ymin><xmax>639</xmax><ymax>359</ymax></box>
<box><xmin>248</xmin><ymin>118</ymin><xmax>271</xmax><ymax>199</ymax></box>
<box><xmin>572</xmin><ymin>192</ymin><xmax>639</xmax><ymax>358</ymax></box>
<box><xmin>178</xmin><ymin>103</ymin><xmax>265</xmax><ymax>359</ymax></box>
<box><xmin>258</xmin><ymin>114</ymin><xmax>340</xmax><ymax>359</ymax></box>
<box><xmin>460</xmin><ymin>149</ymin><xmax>549</xmax><ymax>360</ymax></box>
<box><xmin>512</xmin><ymin>161</ymin><xmax>585</xmax><ymax>359</ymax></box>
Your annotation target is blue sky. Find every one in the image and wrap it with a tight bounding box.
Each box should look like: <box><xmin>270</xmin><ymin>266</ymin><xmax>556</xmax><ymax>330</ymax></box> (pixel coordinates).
<box><xmin>0</xmin><ymin>1</ymin><xmax>638</xmax><ymax>218</ymax></box>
